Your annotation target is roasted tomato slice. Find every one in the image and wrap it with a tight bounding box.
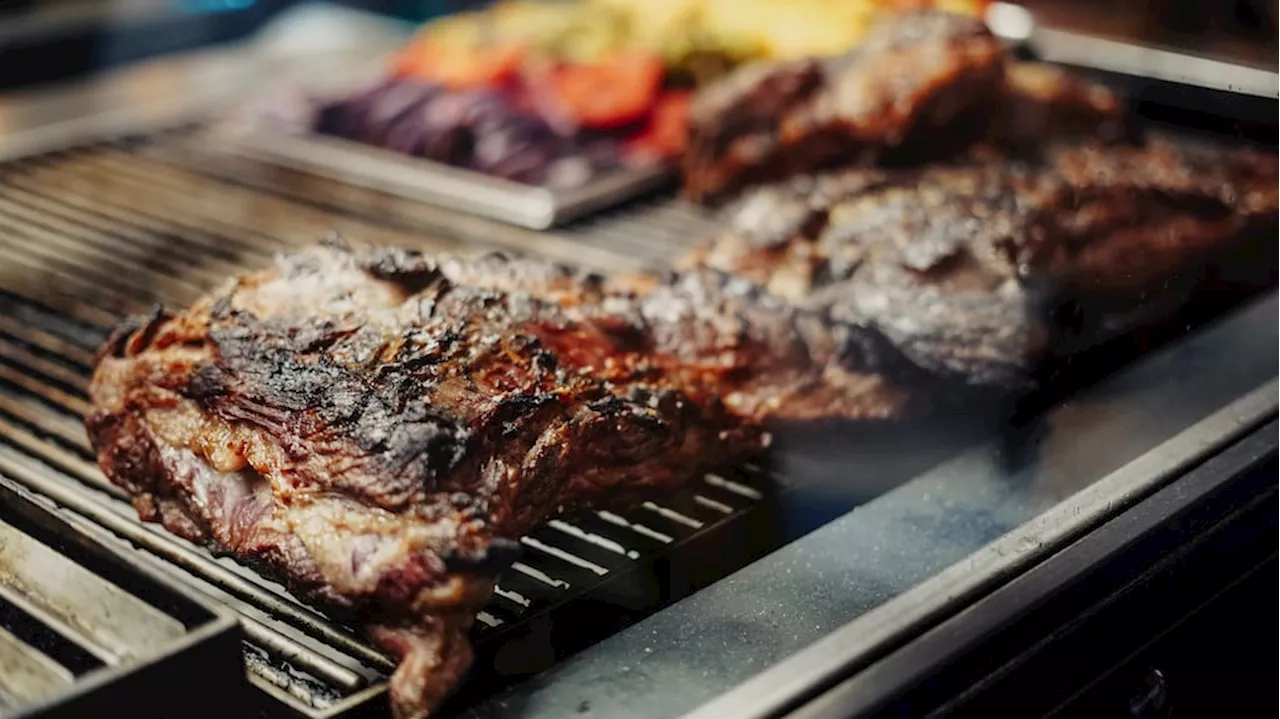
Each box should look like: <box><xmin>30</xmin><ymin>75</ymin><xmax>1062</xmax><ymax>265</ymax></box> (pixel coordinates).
<box><xmin>394</xmin><ymin>41</ymin><xmax>527</xmax><ymax>90</ymax></box>
<box><xmin>545</xmin><ymin>51</ymin><xmax>665</xmax><ymax>130</ymax></box>
<box><xmin>625</xmin><ymin>90</ymin><xmax>693</xmax><ymax>162</ymax></box>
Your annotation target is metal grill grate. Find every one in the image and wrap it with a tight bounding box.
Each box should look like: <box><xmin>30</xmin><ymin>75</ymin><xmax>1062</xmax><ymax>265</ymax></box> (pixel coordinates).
<box><xmin>145</xmin><ymin>129</ymin><xmax>719</xmax><ymax>273</ymax></box>
<box><xmin>0</xmin><ymin>468</ymin><xmax>242</xmax><ymax>717</ymax></box>
<box><xmin>0</xmin><ymin>133</ymin><xmax>770</xmax><ymax>717</ymax></box>
<box><xmin>555</xmin><ymin>193</ymin><xmax>720</xmax><ymax>267</ymax></box>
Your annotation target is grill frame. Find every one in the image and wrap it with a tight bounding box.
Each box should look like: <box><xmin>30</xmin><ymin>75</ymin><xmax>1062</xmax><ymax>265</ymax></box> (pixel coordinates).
<box><xmin>0</xmin><ymin>476</ymin><xmax>245</xmax><ymax>719</ymax></box>
<box><xmin>778</xmin><ymin>416</ymin><xmax>1278</xmax><ymax>719</ymax></box>
<box><xmin>5</xmin><ymin>126</ymin><xmax>1269</xmax><ymax>711</ymax></box>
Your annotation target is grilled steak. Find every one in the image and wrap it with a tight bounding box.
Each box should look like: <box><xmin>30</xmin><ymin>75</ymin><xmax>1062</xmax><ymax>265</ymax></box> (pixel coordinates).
<box><xmin>85</xmin><ymin>238</ymin><xmax>933</xmax><ymax>718</ymax></box>
<box><xmin>682</xmin><ymin>11</ymin><xmax>1129</xmax><ymax>205</ymax></box>
<box><xmin>686</xmin><ymin>139</ymin><xmax>1279</xmax><ymax>387</ymax></box>
<box><xmin>680</xmin><ymin>9</ymin><xmax>1273</xmax><ymax>387</ymax></box>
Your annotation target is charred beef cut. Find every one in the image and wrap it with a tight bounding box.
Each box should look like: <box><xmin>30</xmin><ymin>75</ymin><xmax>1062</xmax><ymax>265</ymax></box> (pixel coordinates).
<box><xmin>682</xmin><ymin>11</ymin><xmax>1129</xmax><ymax>205</ymax></box>
<box><xmin>994</xmin><ymin>61</ymin><xmax>1131</xmax><ymax>150</ymax></box>
<box><xmin>87</xmin><ymin>242</ymin><xmax>751</xmax><ymax>719</ymax></box>
<box><xmin>687</xmin><ymin>140</ymin><xmax>1279</xmax><ymax>388</ymax></box>
<box><xmin>681</xmin><ymin>9</ymin><xmax>1274</xmax><ymax>388</ymax></box>
<box><xmin>85</xmin><ymin>239</ymin><xmax>933</xmax><ymax>719</ymax></box>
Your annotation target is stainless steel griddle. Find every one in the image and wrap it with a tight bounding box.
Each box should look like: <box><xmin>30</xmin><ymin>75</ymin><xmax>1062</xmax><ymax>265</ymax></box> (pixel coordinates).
<box><xmin>0</xmin><ymin>4</ymin><xmax>1275</xmax><ymax>719</ymax></box>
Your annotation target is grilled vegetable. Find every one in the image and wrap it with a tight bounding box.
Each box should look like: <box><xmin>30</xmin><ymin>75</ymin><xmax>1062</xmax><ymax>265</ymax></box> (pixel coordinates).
<box><xmin>308</xmin><ymin>79</ymin><xmax>626</xmax><ymax>188</ymax></box>
<box><xmin>392</xmin><ymin>39</ymin><xmax>527</xmax><ymax>89</ymax></box>
<box><xmin>625</xmin><ymin>90</ymin><xmax>693</xmax><ymax>162</ymax></box>
<box><xmin>408</xmin><ymin>1</ymin><xmax>633</xmax><ymax>64</ymax></box>
<box><xmin>591</xmin><ymin>0</ymin><xmax>991</xmax><ymax>66</ymax></box>
<box><xmin>539</xmin><ymin>51</ymin><xmax>666</xmax><ymax>130</ymax></box>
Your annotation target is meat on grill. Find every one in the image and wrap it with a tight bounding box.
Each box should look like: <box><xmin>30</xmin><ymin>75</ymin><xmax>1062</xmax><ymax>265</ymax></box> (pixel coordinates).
<box><xmin>682</xmin><ymin>11</ymin><xmax>1130</xmax><ymax>205</ymax></box>
<box><xmin>84</xmin><ymin>10</ymin><xmax>1278</xmax><ymax>719</ymax></box>
<box><xmin>85</xmin><ymin>238</ymin><xmax>933</xmax><ymax>718</ymax></box>
<box><xmin>680</xmin><ymin>8</ymin><xmax>1275</xmax><ymax>388</ymax></box>
<box><xmin>685</xmin><ymin>139</ymin><xmax>1279</xmax><ymax>388</ymax></box>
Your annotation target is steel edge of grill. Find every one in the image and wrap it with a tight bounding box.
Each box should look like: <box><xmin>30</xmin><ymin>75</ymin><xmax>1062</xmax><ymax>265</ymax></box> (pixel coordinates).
<box><xmin>0</xmin><ymin>465</ymin><xmax>243</xmax><ymax>717</ymax></box>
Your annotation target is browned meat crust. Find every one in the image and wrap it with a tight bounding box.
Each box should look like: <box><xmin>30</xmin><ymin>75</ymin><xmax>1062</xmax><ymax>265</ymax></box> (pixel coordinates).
<box><xmin>86</xmin><ymin>240</ymin><xmax>761</xmax><ymax>718</ymax></box>
<box><xmin>686</xmin><ymin>139</ymin><xmax>1279</xmax><ymax>387</ymax></box>
<box><xmin>86</xmin><ymin>239</ymin><xmax>937</xmax><ymax>717</ymax></box>
<box><xmin>607</xmin><ymin>268</ymin><xmax>926</xmax><ymax>424</ymax></box>
<box><xmin>682</xmin><ymin>11</ymin><xmax>1129</xmax><ymax>205</ymax></box>
<box><xmin>996</xmin><ymin>61</ymin><xmax>1131</xmax><ymax>149</ymax></box>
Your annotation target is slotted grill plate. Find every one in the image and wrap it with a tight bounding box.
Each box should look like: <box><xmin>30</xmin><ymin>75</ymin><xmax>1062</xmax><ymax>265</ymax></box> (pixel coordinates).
<box><xmin>148</xmin><ymin>131</ymin><xmax>718</xmax><ymax>272</ymax></box>
<box><xmin>0</xmin><ymin>473</ymin><xmax>242</xmax><ymax>718</ymax></box>
<box><xmin>0</xmin><ymin>134</ymin><xmax>770</xmax><ymax>717</ymax></box>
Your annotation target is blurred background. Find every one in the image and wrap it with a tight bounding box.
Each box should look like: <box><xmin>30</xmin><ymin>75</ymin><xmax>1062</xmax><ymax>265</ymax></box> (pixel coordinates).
<box><xmin>1</xmin><ymin>1</ymin><xmax>1276</xmax><ymax>91</ymax></box>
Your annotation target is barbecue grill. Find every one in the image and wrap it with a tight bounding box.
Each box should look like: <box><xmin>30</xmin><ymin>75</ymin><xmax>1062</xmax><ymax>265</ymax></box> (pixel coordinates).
<box><xmin>0</xmin><ymin>4</ymin><xmax>1276</xmax><ymax>719</ymax></box>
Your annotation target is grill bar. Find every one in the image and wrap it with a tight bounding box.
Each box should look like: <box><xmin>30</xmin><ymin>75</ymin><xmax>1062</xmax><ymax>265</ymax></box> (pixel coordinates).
<box><xmin>0</xmin><ymin>469</ymin><xmax>243</xmax><ymax>718</ymax></box>
<box><xmin>0</xmin><ymin>290</ymin><xmax>109</xmax><ymax>351</ymax></box>
<box><xmin>0</xmin><ymin>417</ymin><xmax>113</xmax><ymax>496</ymax></box>
<box><xmin>43</xmin><ymin>149</ymin><xmax>466</xmax><ymax>251</ymax></box>
<box><xmin>0</xmin><ymin>211</ymin><xmax>210</xmax><ymax>305</ymax></box>
<box><xmin>0</xmin><ymin>181</ymin><xmax>250</xmax><ymax>280</ymax></box>
<box><xmin>0</xmin><ymin>338</ymin><xmax>91</xmax><ymax>395</ymax></box>
<box><xmin>0</xmin><ymin>520</ymin><xmax>187</xmax><ymax>665</ymax></box>
<box><xmin>0</xmin><ymin>386</ymin><xmax>94</xmax><ymax>451</ymax></box>
<box><xmin>64</xmin><ymin>512</ymin><xmax>378</xmax><ymax>699</ymax></box>
<box><xmin>0</xmin><ymin>230</ymin><xmax>170</xmax><ymax>311</ymax></box>
<box><xmin>0</xmin><ymin>315</ymin><xmax>97</xmax><ymax>368</ymax></box>
<box><xmin>239</xmin><ymin>615</ymin><xmax>367</xmax><ymax>692</ymax></box>
<box><xmin>0</xmin><ymin>254</ymin><xmax>127</xmax><ymax>327</ymax></box>
<box><xmin>556</xmin><ymin>195</ymin><xmax>717</xmax><ymax>266</ymax></box>
<box><xmin>0</xmin><ymin>363</ymin><xmax>90</xmax><ymax>418</ymax></box>
<box><xmin>0</xmin><ymin>448</ymin><xmax>399</xmax><ymax>672</ymax></box>
<box><xmin>0</xmin><ymin>623</ymin><xmax>75</xmax><ymax>706</ymax></box>
<box><xmin>0</xmin><ymin>171</ymin><xmax>279</xmax><ymax>266</ymax></box>
<box><xmin>0</xmin><ymin>185</ymin><xmax>243</xmax><ymax>283</ymax></box>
